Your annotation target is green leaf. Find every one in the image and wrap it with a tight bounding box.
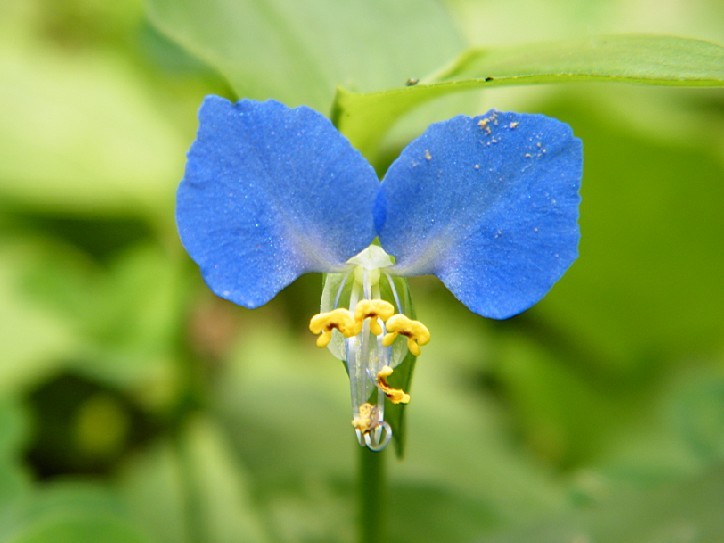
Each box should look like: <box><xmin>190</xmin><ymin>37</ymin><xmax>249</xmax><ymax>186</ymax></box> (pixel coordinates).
<box><xmin>118</xmin><ymin>418</ymin><xmax>269</xmax><ymax>543</ymax></box>
<box><xmin>382</xmin><ymin>275</ymin><xmax>417</xmax><ymax>459</ymax></box>
<box><xmin>0</xmin><ymin>241</ymin><xmax>80</xmax><ymax>395</ymax></box>
<box><xmin>77</xmin><ymin>244</ymin><xmax>189</xmax><ymax>392</ymax></box>
<box><xmin>0</xmin><ymin>398</ymin><xmax>30</xmax><ymax>508</ymax></box>
<box><xmin>145</xmin><ymin>0</ymin><xmax>464</xmax><ymax>111</ymax></box>
<box><xmin>436</xmin><ymin>35</ymin><xmax>724</xmax><ymax>85</ymax></box>
<box><xmin>482</xmin><ymin>465</ymin><xmax>724</xmax><ymax>543</ymax></box>
<box><xmin>0</xmin><ymin>483</ymin><xmax>152</xmax><ymax>543</ymax></box>
<box><xmin>0</xmin><ymin>235</ymin><xmax>184</xmax><ymax>397</ymax></box>
<box><xmin>333</xmin><ymin>35</ymin><xmax>724</xmax><ymax>156</ymax></box>
<box><xmin>0</xmin><ymin>48</ymin><xmax>189</xmax><ymax>216</ymax></box>
<box><xmin>539</xmin><ymin>92</ymin><xmax>724</xmax><ymax>368</ymax></box>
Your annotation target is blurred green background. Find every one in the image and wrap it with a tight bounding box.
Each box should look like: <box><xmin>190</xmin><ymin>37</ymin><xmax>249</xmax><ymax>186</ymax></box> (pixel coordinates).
<box><xmin>0</xmin><ymin>0</ymin><xmax>722</xmax><ymax>542</ymax></box>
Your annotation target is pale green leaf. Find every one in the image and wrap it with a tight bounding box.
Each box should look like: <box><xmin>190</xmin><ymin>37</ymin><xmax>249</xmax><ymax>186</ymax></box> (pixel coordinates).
<box><xmin>0</xmin><ymin>48</ymin><xmax>186</xmax><ymax>216</ymax></box>
<box><xmin>145</xmin><ymin>0</ymin><xmax>464</xmax><ymax>111</ymax></box>
<box><xmin>0</xmin><ymin>399</ymin><xmax>30</xmax><ymax>508</ymax></box>
<box><xmin>435</xmin><ymin>35</ymin><xmax>724</xmax><ymax>85</ymax></box>
<box><xmin>0</xmin><ymin>242</ymin><xmax>79</xmax><ymax>395</ymax></box>
<box><xmin>482</xmin><ymin>466</ymin><xmax>724</xmax><ymax>543</ymax></box>
<box><xmin>333</xmin><ymin>35</ymin><xmax>724</xmax><ymax>156</ymax></box>
<box><xmin>0</xmin><ymin>483</ymin><xmax>152</xmax><ymax>543</ymax></box>
<box><xmin>118</xmin><ymin>418</ymin><xmax>270</xmax><ymax>543</ymax></box>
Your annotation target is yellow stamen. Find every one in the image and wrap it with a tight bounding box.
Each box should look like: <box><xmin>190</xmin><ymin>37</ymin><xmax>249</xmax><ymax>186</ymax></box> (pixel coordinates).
<box><xmin>353</xmin><ymin>299</ymin><xmax>395</xmax><ymax>336</ymax></box>
<box><xmin>382</xmin><ymin>314</ymin><xmax>430</xmax><ymax>356</ymax></box>
<box><xmin>376</xmin><ymin>365</ymin><xmax>410</xmax><ymax>404</ymax></box>
<box><xmin>352</xmin><ymin>402</ymin><xmax>377</xmax><ymax>433</ymax></box>
<box><xmin>309</xmin><ymin>308</ymin><xmax>357</xmax><ymax>348</ymax></box>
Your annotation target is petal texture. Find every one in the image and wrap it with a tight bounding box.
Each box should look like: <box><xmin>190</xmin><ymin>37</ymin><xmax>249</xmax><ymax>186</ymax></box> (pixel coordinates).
<box><xmin>376</xmin><ymin>111</ymin><xmax>582</xmax><ymax>319</ymax></box>
<box><xmin>177</xmin><ymin>97</ymin><xmax>379</xmax><ymax>308</ymax></box>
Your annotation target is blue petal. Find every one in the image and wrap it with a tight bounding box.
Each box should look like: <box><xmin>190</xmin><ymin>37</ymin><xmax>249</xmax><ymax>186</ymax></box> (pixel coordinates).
<box><xmin>376</xmin><ymin>110</ymin><xmax>582</xmax><ymax>319</ymax></box>
<box><xmin>177</xmin><ymin>96</ymin><xmax>379</xmax><ymax>308</ymax></box>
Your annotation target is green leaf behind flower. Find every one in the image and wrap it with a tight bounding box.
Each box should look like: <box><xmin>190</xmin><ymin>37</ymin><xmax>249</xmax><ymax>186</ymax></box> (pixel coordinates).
<box><xmin>381</xmin><ymin>275</ymin><xmax>418</xmax><ymax>459</ymax></box>
<box><xmin>145</xmin><ymin>0</ymin><xmax>464</xmax><ymax>112</ymax></box>
<box><xmin>333</xmin><ymin>35</ymin><xmax>724</xmax><ymax>156</ymax></box>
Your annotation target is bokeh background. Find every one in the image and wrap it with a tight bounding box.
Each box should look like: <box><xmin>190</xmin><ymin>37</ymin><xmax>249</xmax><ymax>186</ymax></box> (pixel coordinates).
<box><xmin>0</xmin><ymin>0</ymin><xmax>722</xmax><ymax>542</ymax></box>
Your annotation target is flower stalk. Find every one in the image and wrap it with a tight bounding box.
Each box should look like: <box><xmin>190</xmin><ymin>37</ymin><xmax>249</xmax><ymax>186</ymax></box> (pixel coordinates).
<box><xmin>359</xmin><ymin>445</ymin><xmax>386</xmax><ymax>543</ymax></box>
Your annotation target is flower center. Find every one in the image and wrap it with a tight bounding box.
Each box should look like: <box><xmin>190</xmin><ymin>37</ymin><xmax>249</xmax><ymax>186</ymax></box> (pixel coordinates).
<box><xmin>308</xmin><ymin>246</ymin><xmax>429</xmax><ymax>451</ymax></box>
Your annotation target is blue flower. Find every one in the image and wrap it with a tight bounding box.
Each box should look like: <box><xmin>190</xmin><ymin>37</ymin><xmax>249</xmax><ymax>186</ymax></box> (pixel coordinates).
<box><xmin>177</xmin><ymin>96</ymin><xmax>582</xmax><ymax>450</ymax></box>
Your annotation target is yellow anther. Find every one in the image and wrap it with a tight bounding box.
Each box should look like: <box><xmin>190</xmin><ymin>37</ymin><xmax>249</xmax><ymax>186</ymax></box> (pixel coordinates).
<box><xmin>382</xmin><ymin>314</ymin><xmax>430</xmax><ymax>356</ymax></box>
<box><xmin>352</xmin><ymin>402</ymin><xmax>378</xmax><ymax>433</ymax></box>
<box><xmin>353</xmin><ymin>299</ymin><xmax>395</xmax><ymax>336</ymax></box>
<box><xmin>309</xmin><ymin>308</ymin><xmax>357</xmax><ymax>348</ymax></box>
<box><xmin>376</xmin><ymin>365</ymin><xmax>410</xmax><ymax>404</ymax></box>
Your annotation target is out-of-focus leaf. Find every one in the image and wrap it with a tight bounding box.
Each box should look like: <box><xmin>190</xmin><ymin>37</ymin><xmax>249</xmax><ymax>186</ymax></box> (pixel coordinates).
<box><xmin>671</xmin><ymin>374</ymin><xmax>724</xmax><ymax>464</ymax></box>
<box><xmin>589</xmin><ymin>367</ymin><xmax>724</xmax><ymax>488</ymax></box>
<box><xmin>491</xmin><ymin>330</ymin><xmax>718</xmax><ymax>474</ymax></box>
<box><xmin>481</xmin><ymin>465</ymin><xmax>724</xmax><ymax>543</ymax></box>
<box><xmin>0</xmin><ymin>241</ymin><xmax>79</xmax><ymax>395</ymax></box>
<box><xmin>388</xmin><ymin>482</ymin><xmax>499</xmax><ymax>543</ymax></box>
<box><xmin>538</xmin><ymin>93</ymin><xmax>724</xmax><ymax>365</ymax></box>
<box><xmin>118</xmin><ymin>418</ymin><xmax>269</xmax><ymax>543</ymax></box>
<box><xmin>333</xmin><ymin>35</ymin><xmax>724</xmax><ymax>156</ymax></box>
<box><xmin>76</xmin><ymin>244</ymin><xmax>188</xmax><ymax>398</ymax></box>
<box><xmin>0</xmin><ymin>483</ymin><xmax>152</xmax><ymax>543</ymax></box>
<box><xmin>444</xmin><ymin>0</ymin><xmax>724</xmax><ymax>48</ymax></box>
<box><xmin>145</xmin><ymin>0</ymin><xmax>464</xmax><ymax>111</ymax></box>
<box><xmin>0</xmin><ymin>398</ymin><xmax>30</xmax><ymax>507</ymax></box>
<box><xmin>0</xmin><ymin>48</ymin><xmax>186</xmax><ymax>215</ymax></box>
<box><xmin>492</xmin><ymin>331</ymin><xmax>623</xmax><ymax>468</ymax></box>
<box><xmin>0</xmin><ymin>232</ymin><xmax>188</xmax><ymax>407</ymax></box>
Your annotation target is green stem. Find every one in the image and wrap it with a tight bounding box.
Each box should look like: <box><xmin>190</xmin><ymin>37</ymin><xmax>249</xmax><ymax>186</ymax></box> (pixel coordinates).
<box><xmin>358</xmin><ymin>446</ymin><xmax>386</xmax><ymax>543</ymax></box>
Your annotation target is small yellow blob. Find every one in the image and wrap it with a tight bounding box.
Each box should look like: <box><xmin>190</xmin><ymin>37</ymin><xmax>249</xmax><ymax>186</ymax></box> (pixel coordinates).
<box><xmin>352</xmin><ymin>402</ymin><xmax>378</xmax><ymax>433</ymax></box>
<box><xmin>353</xmin><ymin>299</ymin><xmax>395</xmax><ymax>336</ymax></box>
<box><xmin>382</xmin><ymin>314</ymin><xmax>430</xmax><ymax>356</ymax></box>
<box><xmin>376</xmin><ymin>365</ymin><xmax>410</xmax><ymax>404</ymax></box>
<box><xmin>309</xmin><ymin>308</ymin><xmax>357</xmax><ymax>348</ymax></box>
<box><xmin>424</xmin><ymin>149</ymin><xmax>432</xmax><ymax>160</ymax></box>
